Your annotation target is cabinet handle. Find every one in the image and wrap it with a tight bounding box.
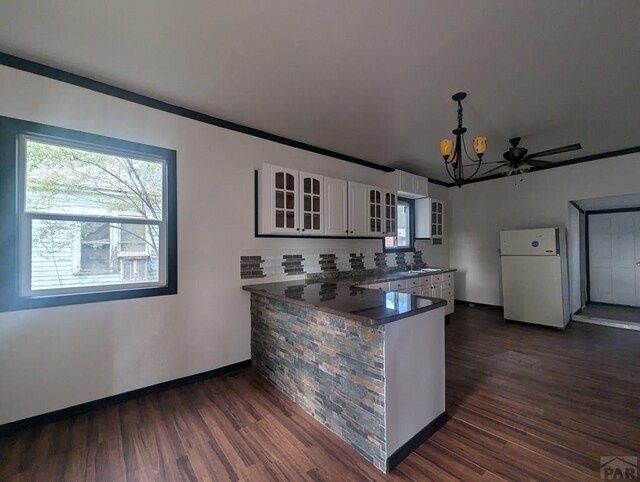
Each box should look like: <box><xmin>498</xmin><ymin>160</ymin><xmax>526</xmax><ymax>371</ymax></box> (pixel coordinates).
<box><xmin>345</xmin><ymin>230</ymin><xmax>349</xmax><ymax>234</ymax></box>
<box><xmin>302</xmin><ymin>229</ymin><xmax>305</xmax><ymax>232</ymax></box>
<box><xmin>296</xmin><ymin>228</ymin><xmax>300</xmax><ymax>231</ymax></box>
<box><xmin>350</xmin><ymin>230</ymin><xmax>353</xmax><ymax>234</ymax></box>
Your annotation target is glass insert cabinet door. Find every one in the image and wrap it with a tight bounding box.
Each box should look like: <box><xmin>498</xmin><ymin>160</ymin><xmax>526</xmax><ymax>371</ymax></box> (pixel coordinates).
<box><xmin>385</xmin><ymin>191</ymin><xmax>397</xmax><ymax>236</ymax></box>
<box><xmin>299</xmin><ymin>172</ymin><xmax>324</xmax><ymax>234</ymax></box>
<box><xmin>431</xmin><ymin>199</ymin><xmax>444</xmax><ymax>238</ymax></box>
<box><xmin>368</xmin><ymin>187</ymin><xmax>384</xmax><ymax>236</ymax></box>
<box><xmin>272</xmin><ymin>166</ymin><xmax>299</xmax><ymax>233</ymax></box>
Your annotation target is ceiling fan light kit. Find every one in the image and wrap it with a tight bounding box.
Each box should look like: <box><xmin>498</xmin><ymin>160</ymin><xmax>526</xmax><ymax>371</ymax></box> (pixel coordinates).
<box><xmin>439</xmin><ymin>92</ymin><xmax>487</xmax><ymax>187</ymax></box>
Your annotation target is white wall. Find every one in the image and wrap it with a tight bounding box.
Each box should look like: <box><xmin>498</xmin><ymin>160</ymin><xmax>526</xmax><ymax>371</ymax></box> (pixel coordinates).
<box><xmin>0</xmin><ymin>66</ymin><xmax>448</xmax><ymax>424</ymax></box>
<box><xmin>384</xmin><ymin>308</ymin><xmax>445</xmax><ymax>455</ymax></box>
<box><xmin>449</xmin><ymin>153</ymin><xmax>640</xmax><ymax>306</ymax></box>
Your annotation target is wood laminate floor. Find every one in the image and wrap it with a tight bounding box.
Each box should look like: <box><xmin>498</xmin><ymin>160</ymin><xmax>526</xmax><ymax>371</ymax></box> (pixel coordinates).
<box><xmin>1</xmin><ymin>304</ymin><xmax>639</xmax><ymax>481</ymax></box>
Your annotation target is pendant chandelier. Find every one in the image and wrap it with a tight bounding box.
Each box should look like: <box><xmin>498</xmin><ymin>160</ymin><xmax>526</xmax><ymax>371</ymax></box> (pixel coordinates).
<box><xmin>439</xmin><ymin>92</ymin><xmax>486</xmax><ymax>187</ymax></box>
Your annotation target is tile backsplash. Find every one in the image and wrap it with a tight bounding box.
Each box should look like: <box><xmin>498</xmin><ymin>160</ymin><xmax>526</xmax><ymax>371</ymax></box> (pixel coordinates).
<box><xmin>240</xmin><ymin>247</ymin><xmax>427</xmax><ymax>283</ymax></box>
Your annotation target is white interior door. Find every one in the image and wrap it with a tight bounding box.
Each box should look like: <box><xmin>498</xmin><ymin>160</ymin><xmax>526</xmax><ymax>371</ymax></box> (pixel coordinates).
<box><xmin>588</xmin><ymin>212</ymin><xmax>640</xmax><ymax>306</ymax></box>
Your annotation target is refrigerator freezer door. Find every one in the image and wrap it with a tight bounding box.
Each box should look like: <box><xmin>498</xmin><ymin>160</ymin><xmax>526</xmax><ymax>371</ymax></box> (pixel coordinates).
<box><xmin>501</xmin><ymin>255</ymin><xmax>566</xmax><ymax>328</ymax></box>
<box><xmin>500</xmin><ymin>228</ymin><xmax>559</xmax><ymax>256</ymax></box>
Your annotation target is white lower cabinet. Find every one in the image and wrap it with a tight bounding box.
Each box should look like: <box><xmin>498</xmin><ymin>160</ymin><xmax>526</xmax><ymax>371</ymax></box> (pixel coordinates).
<box><xmin>368</xmin><ymin>282</ymin><xmax>390</xmax><ymax>291</ymax></box>
<box><xmin>362</xmin><ymin>272</ymin><xmax>455</xmax><ymax>315</ymax></box>
<box><xmin>418</xmin><ymin>273</ymin><xmax>455</xmax><ymax>315</ymax></box>
<box><xmin>389</xmin><ymin>279</ymin><xmax>407</xmax><ymax>291</ymax></box>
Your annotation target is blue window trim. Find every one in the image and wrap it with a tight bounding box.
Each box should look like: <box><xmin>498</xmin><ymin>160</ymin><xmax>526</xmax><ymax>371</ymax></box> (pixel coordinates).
<box><xmin>383</xmin><ymin>197</ymin><xmax>416</xmax><ymax>253</ymax></box>
<box><xmin>0</xmin><ymin>115</ymin><xmax>177</xmax><ymax>312</ymax></box>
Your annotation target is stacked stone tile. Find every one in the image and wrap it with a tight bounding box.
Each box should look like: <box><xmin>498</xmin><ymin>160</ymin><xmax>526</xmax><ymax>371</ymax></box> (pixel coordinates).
<box><xmin>251</xmin><ymin>295</ymin><xmax>386</xmax><ymax>471</ymax></box>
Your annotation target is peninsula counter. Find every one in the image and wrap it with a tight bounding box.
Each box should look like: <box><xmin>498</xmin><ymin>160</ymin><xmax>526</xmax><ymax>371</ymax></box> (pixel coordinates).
<box><xmin>243</xmin><ymin>279</ymin><xmax>447</xmax><ymax>472</ymax></box>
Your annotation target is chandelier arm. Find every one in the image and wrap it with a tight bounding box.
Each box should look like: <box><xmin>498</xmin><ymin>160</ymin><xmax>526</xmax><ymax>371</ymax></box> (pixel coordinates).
<box><xmin>461</xmin><ymin>134</ymin><xmax>481</xmax><ymax>163</ymax></box>
<box><xmin>460</xmin><ymin>135</ymin><xmax>483</xmax><ymax>180</ymax></box>
<box><xmin>444</xmin><ymin>158</ymin><xmax>457</xmax><ymax>182</ymax></box>
<box><xmin>465</xmin><ymin>159</ymin><xmax>484</xmax><ymax>180</ymax></box>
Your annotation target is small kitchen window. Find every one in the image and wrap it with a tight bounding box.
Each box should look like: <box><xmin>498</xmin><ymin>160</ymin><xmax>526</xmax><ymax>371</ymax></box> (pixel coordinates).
<box><xmin>384</xmin><ymin>198</ymin><xmax>415</xmax><ymax>252</ymax></box>
<box><xmin>0</xmin><ymin>116</ymin><xmax>177</xmax><ymax>312</ymax></box>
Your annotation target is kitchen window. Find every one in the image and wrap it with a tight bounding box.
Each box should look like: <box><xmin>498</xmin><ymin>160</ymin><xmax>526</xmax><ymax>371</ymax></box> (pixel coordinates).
<box><xmin>384</xmin><ymin>198</ymin><xmax>415</xmax><ymax>252</ymax></box>
<box><xmin>0</xmin><ymin>116</ymin><xmax>177</xmax><ymax>311</ymax></box>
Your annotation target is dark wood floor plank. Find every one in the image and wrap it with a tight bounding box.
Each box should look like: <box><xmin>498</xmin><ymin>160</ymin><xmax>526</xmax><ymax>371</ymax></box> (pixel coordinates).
<box><xmin>1</xmin><ymin>304</ymin><xmax>639</xmax><ymax>481</ymax></box>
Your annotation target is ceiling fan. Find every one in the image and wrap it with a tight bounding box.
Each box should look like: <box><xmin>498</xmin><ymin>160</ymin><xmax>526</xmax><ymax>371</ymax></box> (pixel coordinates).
<box><xmin>481</xmin><ymin>137</ymin><xmax>582</xmax><ymax>176</ymax></box>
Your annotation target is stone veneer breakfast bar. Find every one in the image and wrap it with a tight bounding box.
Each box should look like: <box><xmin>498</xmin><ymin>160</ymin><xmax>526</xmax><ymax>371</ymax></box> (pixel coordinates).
<box><xmin>243</xmin><ymin>277</ymin><xmax>448</xmax><ymax>473</ymax></box>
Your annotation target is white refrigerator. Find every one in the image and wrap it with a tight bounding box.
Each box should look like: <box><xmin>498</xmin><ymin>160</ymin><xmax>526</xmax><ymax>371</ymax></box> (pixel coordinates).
<box><xmin>500</xmin><ymin>228</ymin><xmax>570</xmax><ymax>329</ymax></box>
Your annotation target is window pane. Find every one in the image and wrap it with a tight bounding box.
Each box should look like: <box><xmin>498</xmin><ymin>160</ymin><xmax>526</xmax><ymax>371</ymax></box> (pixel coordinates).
<box><xmin>275</xmin><ymin>172</ymin><xmax>284</xmax><ymax>189</ymax></box>
<box><xmin>30</xmin><ymin>219</ymin><xmax>159</xmax><ymax>291</ymax></box>
<box><xmin>25</xmin><ymin>139</ymin><xmax>163</xmax><ymax>220</ymax></box>
<box><xmin>286</xmin><ymin>192</ymin><xmax>295</xmax><ymax>209</ymax></box>
<box><xmin>286</xmin><ymin>211</ymin><xmax>295</xmax><ymax>228</ymax></box>
<box><xmin>275</xmin><ymin>210</ymin><xmax>284</xmax><ymax>227</ymax></box>
<box><xmin>397</xmin><ymin>201</ymin><xmax>410</xmax><ymax>247</ymax></box>
<box><xmin>275</xmin><ymin>190</ymin><xmax>284</xmax><ymax>209</ymax></box>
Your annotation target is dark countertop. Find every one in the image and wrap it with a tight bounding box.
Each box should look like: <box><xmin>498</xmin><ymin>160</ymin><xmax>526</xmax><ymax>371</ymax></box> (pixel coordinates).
<box><xmin>344</xmin><ymin>268</ymin><xmax>457</xmax><ymax>285</ymax></box>
<box><xmin>243</xmin><ymin>268</ymin><xmax>455</xmax><ymax>326</ymax></box>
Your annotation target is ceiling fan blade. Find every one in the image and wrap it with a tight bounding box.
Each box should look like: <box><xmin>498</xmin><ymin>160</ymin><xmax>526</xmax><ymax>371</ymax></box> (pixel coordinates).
<box><xmin>525</xmin><ymin>143</ymin><xmax>582</xmax><ymax>158</ymax></box>
<box><xmin>523</xmin><ymin>159</ymin><xmax>552</xmax><ymax>167</ymax></box>
<box><xmin>482</xmin><ymin>163</ymin><xmax>508</xmax><ymax>175</ymax></box>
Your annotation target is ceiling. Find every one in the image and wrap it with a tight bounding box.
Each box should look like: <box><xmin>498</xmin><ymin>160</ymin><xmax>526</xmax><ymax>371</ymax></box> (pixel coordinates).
<box><xmin>1</xmin><ymin>0</ymin><xmax>639</xmax><ymax>182</ymax></box>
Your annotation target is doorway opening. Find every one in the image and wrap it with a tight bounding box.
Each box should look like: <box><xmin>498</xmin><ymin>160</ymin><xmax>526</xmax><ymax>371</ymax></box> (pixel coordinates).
<box><xmin>568</xmin><ymin>194</ymin><xmax>640</xmax><ymax>331</ymax></box>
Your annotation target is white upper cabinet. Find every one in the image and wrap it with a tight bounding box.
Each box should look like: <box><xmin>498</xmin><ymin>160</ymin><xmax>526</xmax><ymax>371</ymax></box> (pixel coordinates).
<box><xmin>431</xmin><ymin>198</ymin><xmax>444</xmax><ymax>239</ymax></box>
<box><xmin>385</xmin><ymin>169</ymin><xmax>429</xmax><ymax>199</ymax></box>
<box><xmin>299</xmin><ymin>171</ymin><xmax>323</xmax><ymax>235</ymax></box>
<box><xmin>324</xmin><ymin>177</ymin><xmax>348</xmax><ymax>236</ymax></box>
<box><xmin>258</xmin><ymin>164</ymin><xmax>299</xmax><ymax>234</ymax></box>
<box><xmin>413</xmin><ymin>176</ymin><xmax>429</xmax><ymax>197</ymax></box>
<box><xmin>414</xmin><ymin>197</ymin><xmax>431</xmax><ymax>238</ymax></box>
<box><xmin>257</xmin><ymin>164</ymin><xmax>424</xmax><ymax>238</ymax></box>
<box><xmin>399</xmin><ymin>171</ymin><xmax>415</xmax><ymax>193</ymax></box>
<box><xmin>415</xmin><ymin>197</ymin><xmax>444</xmax><ymax>239</ymax></box>
<box><xmin>348</xmin><ymin>181</ymin><xmax>368</xmax><ymax>236</ymax></box>
<box><xmin>384</xmin><ymin>191</ymin><xmax>397</xmax><ymax>236</ymax></box>
<box><xmin>367</xmin><ymin>186</ymin><xmax>385</xmax><ymax>236</ymax></box>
